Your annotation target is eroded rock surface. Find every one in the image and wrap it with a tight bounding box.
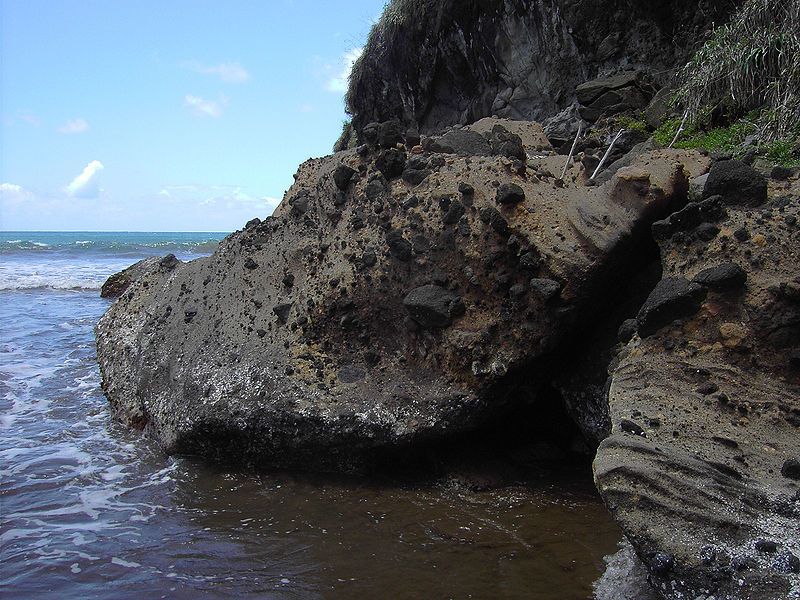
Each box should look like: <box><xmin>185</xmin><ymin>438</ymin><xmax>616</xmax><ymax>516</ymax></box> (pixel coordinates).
<box><xmin>96</xmin><ymin>119</ymin><xmax>702</xmax><ymax>471</ymax></box>
<box><xmin>594</xmin><ymin>171</ymin><xmax>800</xmax><ymax>599</ymax></box>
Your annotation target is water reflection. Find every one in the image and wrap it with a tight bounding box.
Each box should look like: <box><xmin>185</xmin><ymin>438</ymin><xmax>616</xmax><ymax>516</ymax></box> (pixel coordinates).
<box><xmin>0</xmin><ymin>291</ymin><xmax>621</xmax><ymax>599</ymax></box>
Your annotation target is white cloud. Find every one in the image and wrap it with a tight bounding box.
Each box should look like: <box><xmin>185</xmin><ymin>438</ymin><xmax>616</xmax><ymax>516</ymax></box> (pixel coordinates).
<box><xmin>65</xmin><ymin>160</ymin><xmax>104</xmax><ymax>199</ymax></box>
<box><xmin>182</xmin><ymin>61</ymin><xmax>250</xmax><ymax>83</ymax></box>
<box><xmin>326</xmin><ymin>47</ymin><xmax>363</xmax><ymax>93</ymax></box>
<box><xmin>159</xmin><ymin>184</ymin><xmax>279</xmax><ymax>212</ymax></box>
<box><xmin>18</xmin><ymin>110</ymin><xmax>42</xmax><ymax>127</ymax></box>
<box><xmin>3</xmin><ymin>110</ymin><xmax>41</xmax><ymax>128</ymax></box>
<box><xmin>184</xmin><ymin>95</ymin><xmax>227</xmax><ymax>118</ymax></box>
<box><xmin>0</xmin><ymin>182</ymin><xmax>32</xmax><ymax>203</ymax></box>
<box><xmin>58</xmin><ymin>118</ymin><xmax>89</xmax><ymax>134</ymax></box>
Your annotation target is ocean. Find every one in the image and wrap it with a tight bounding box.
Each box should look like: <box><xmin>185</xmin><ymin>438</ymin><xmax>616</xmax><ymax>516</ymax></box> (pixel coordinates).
<box><xmin>0</xmin><ymin>231</ymin><xmax>640</xmax><ymax>599</ymax></box>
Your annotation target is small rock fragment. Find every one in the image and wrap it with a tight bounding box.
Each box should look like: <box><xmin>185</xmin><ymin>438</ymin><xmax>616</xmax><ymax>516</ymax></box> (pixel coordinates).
<box><xmin>637</xmin><ymin>278</ymin><xmax>708</xmax><ymax>337</ymax></box>
<box><xmin>692</xmin><ymin>263</ymin><xmax>747</xmax><ymax>290</ymax></box>
<box><xmin>333</xmin><ymin>164</ymin><xmax>357</xmax><ymax>191</ymax></box>
<box><xmin>496</xmin><ymin>183</ymin><xmax>525</xmax><ymax>205</ymax></box>
<box><xmin>403</xmin><ymin>285</ymin><xmax>462</xmax><ymax>329</ymax></box>
<box><xmin>781</xmin><ymin>458</ymin><xmax>800</xmax><ymax>480</ymax></box>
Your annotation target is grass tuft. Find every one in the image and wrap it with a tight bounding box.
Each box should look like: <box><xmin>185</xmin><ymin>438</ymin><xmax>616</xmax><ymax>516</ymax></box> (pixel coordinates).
<box><xmin>674</xmin><ymin>0</ymin><xmax>800</xmax><ymax>143</ymax></box>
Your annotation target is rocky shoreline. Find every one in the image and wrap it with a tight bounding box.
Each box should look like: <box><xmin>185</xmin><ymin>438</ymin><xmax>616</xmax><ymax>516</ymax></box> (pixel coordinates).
<box><xmin>95</xmin><ymin>1</ymin><xmax>799</xmax><ymax>597</ymax></box>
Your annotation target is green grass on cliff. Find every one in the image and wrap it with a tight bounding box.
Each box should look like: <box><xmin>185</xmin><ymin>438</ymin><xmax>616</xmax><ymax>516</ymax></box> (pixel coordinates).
<box><xmin>674</xmin><ymin>0</ymin><xmax>800</xmax><ymax>143</ymax></box>
<box><xmin>652</xmin><ymin>114</ymin><xmax>800</xmax><ymax>166</ymax></box>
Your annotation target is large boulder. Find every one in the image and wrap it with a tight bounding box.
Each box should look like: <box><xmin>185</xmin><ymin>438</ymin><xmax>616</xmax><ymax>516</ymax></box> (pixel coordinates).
<box><xmin>96</xmin><ymin>118</ymin><xmax>701</xmax><ymax>471</ymax></box>
<box><xmin>594</xmin><ymin>174</ymin><xmax>800</xmax><ymax>599</ymax></box>
<box><xmin>576</xmin><ymin>71</ymin><xmax>654</xmax><ymax>122</ymax></box>
<box><xmin>703</xmin><ymin>159</ymin><xmax>768</xmax><ymax>207</ymax></box>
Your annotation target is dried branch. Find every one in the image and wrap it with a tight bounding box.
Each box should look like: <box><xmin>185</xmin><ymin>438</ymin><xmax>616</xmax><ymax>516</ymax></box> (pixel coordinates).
<box><xmin>560</xmin><ymin>123</ymin><xmax>583</xmax><ymax>180</ymax></box>
<box><xmin>592</xmin><ymin>129</ymin><xmax>625</xmax><ymax>180</ymax></box>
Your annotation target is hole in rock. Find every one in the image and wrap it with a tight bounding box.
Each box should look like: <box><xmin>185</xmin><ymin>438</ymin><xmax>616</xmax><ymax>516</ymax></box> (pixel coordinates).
<box><xmin>375</xmin><ymin>382</ymin><xmax>594</xmax><ymax>489</ymax></box>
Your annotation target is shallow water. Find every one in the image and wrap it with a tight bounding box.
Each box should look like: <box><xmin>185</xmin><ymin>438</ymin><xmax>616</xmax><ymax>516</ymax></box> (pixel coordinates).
<box><xmin>1</xmin><ymin>233</ymin><xmax>627</xmax><ymax>599</ymax></box>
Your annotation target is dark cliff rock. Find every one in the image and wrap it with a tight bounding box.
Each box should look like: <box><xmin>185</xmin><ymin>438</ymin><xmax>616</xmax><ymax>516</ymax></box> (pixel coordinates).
<box><xmin>96</xmin><ymin>118</ymin><xmax>705</xmax><ymax>473</ymax></box>
<box><xmin>346</xmin><ymin>0</ymin><xmax>734</xmax><ymax>135</ymax></box>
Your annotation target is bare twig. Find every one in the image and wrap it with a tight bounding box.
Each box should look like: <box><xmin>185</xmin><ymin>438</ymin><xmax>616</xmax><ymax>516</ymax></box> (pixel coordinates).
<box><xmin>669</xmin><ymin>109</ymin><xmax>690</xmax><ymax>148</ymax></box>
<box><xmin>560</xmin><ymin>123</ymin><xmax>583</xmax><ymax>180</ymax></box>
<box><xmin>591</xmin><ymin>129</ymin><xmax>625</xmax><ymax>180</ymax></box>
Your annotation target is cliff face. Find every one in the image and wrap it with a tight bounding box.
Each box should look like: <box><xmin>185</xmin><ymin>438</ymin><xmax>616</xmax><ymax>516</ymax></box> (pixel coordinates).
<box><xmin>346</xmin><ymin>0</ymin><xmax>734</xmax><ymax>135</ymax></box>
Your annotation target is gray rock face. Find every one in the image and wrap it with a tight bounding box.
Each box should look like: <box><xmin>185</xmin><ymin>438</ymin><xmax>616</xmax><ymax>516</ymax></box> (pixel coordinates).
<box><xmin>96</xmin><ymin>118</ymin><xmax>700</xmax><ymax>472</ymax></box>
<box><xmin>595</xmin><ymin>180</ymin><xmax>800</xmax><ymax>599</ymax></box>
<box><xmin>346</xmin><ymin>0</ymin><xmax>734</xmax><ymax>135</ymax></box>
<box><xmin>576</xmin><ymin>71</ymin><xmax>653</xmax><ymax>122</ymax></box>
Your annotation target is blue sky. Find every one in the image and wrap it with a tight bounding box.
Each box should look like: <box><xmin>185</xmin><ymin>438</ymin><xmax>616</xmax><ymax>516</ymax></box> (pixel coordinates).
<box><xmin>0</xmin><ymin>0</ymin><xmax>385</xmax><ymax>231</ymax></box>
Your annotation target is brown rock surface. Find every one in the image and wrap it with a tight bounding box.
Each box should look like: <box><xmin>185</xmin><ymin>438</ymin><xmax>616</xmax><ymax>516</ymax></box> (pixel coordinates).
<box><xmin>96</xmin><ymin>119</ymin><xmax>698</xmax><ymax>470</ymax></box>
<box><xmin>594</xmin><ymin>174</ymin><xmax>800</xmax><ymax>598</ymax></box>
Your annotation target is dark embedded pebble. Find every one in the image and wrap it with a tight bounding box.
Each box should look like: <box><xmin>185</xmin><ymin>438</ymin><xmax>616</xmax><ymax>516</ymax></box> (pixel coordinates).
<box><xmin>696</xmin><ymin>382</ymin><xmax>719</xmax><ymax>395</ymax></box>
<box><xmin>786</xmin><ymin>215</ymin><xmax>797</xmax><ymax>226</ymax></box>
<box><xmin>518</xmin><ymin>252</ymin><xmax>541</xmax><ymax>272</ymax></box>
<box><xmin>361</xmin><ymin>250</ymin><xmax>377</xmax><ymax>269</ymax></box>
<box><xmin>699</xmin><ymin>546</ymin><xmax>718</xmax><ymax>566</ymax></box>
<box><xmin>509</xmin><ymin>283</ymin><xmax>527</xmax><ymax>298</ymax></box>
<box><xmin>692</xmin><ymin>262</ymin><xmax>747</xmax><ymax>290</ymax></box>
<box><xmin>459</xmin><ymin>181</ymin><xmax>475</xmax><ymax>196</ymax></box>
<box><xmin>781</xmin><ymin>458</ymin><xmax>800</xmax><ymax>480</ymax></box>
<box><xmin>650</xmin><ymin>552</ymin><xmax>674</xmax><ymax>575</ymax></box>
<box><xmin>282</xmin><ymin>273</ymin><xmax>295</xmax><ymax>288</ymax></box>
<box><xmin>160</xmin><ymin>254</ymin><xmax>179</xmax><ymax>270</ymax></box>
<box><xmin>770</xmin><ymin>165</ymin><xmax>792</xmax><ymax>180</ymax></box>
<box><xmin>289</xmin><ymin>192</ymin><xmax>310</xmax><ymax>215</ymax></box>
<box><xmin>333</xmin><ymin>164</ymin><xmax>357</xmax><ymax>191</ymax></box>
<box><xmin>734</xmin><ymin>227</ymin><xmax>751</xmax><ymax>242</ymax></box>
<box><xmin>376</xmin><ymin>148</ymin><xmax>407</xmax><ymax>180</ymax></box>
<box><xmin>703</xmin><ymin>160</ymin><xmax>767</xmax><ymax>207</ymax></box>
<box><xmin>696</xmin><ymin>222</ymin><xmax>720</xmax><ymax>241</ymax></box>
<box><xmin>755</xmin><ymin>539</ymin><xmax>779</xmax><ymax>553</ymax></box>
<box><xmin>386</xmin><ymin>230</ymin><xmax>413</xmax><ymax>261</ymax></box>
<box><xmin>620</xmin><ymin>419</ymin><xmax>646</xmax><ymax>437</ymax></box>
<box><xmin>273</xmin><ymin>303</ymin><xmax>292</xmax><ymax>324</ymax></box>
<box><xmin>402</xmin><ymin>168</ymin><xmax>430</xmax><ymax>185</ymax></box>
<box><xmin>402</xmin><ymin>195</ymin><xmax>420</xmax><ymax>210</ymax></box>
<box><xmin>529</xmin><ymin>278</ymin><xmax>561</xmax><ymax>303</ymax></box>
<box><xmin>732</xmin><ymin>556</ymin><xmax>757</xmax><ymax>571</ymax></box>
<box><xmin>636</xmin><ymin>278</ymin><xmax>707</xmax><ymax>337</ymax></box>
<box><xmin>244</xmin><ymin>258</ymin><xmax>258</xmax><ymax>270</ymax></box>
<box><xmin>443</xmin><ymin>202</ymin><xmax>466</xmax><ymax>225</ymax></box>
<box><xmin>496</xmin><ymin>183</ymin><xmax>525</xmax><ymax>205</ymax></box>
<box><xmin>772</xmin><ymin>551</ymin><xmax>800</xmax><ymax>574</ymax></box>
<box><xmin>479</xmin><ymin>206</ymin><xmax>510</xmax><ymax>236</ymax></box>
<box><xmin>403</xmin><ymin>285</ymin><xmax>461</xmax><ymax>329</ymax></box>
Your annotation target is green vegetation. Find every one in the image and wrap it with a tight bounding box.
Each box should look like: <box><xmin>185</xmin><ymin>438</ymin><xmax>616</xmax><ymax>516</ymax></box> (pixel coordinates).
<box><xmin>674</xmin><ymin>0</ymin><xmax>799</xmax><ymax>143</ymax></box>
<box><xmin>333</xmin><ymin>119</ymin><xmax>355</xmax><ymax>152</ymax></box>
<box><xmin>651</xmin><ymin>114</ymin><xmax>799</xmax><ymax>167</ymax></box>
<box><xmin>613</xmin><ymin>114</ymin><xmax>648</xmax><ymax>133</ymax></box>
